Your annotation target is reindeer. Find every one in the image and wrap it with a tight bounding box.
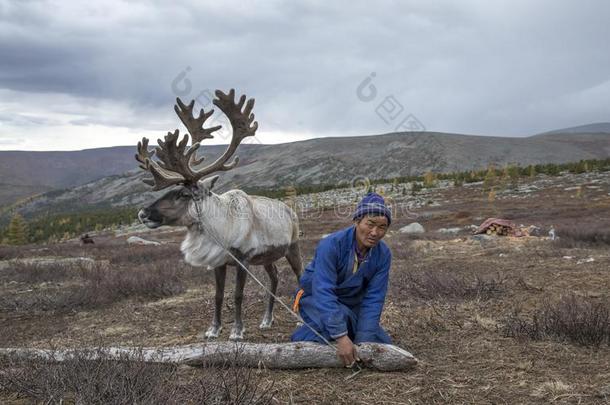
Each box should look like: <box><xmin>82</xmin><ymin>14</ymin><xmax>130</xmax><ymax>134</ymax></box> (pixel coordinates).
<box><xmin>136</xmin><ymin>89</ymin><xmax>303</xmax><ymax>340</ymax></box>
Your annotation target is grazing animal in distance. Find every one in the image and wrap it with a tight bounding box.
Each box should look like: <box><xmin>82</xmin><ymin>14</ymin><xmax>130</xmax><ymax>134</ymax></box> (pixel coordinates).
<box><xmin>136</xmin><ymin>89</ymin><xmax>303</xmax><ymax>340</ymax></box>
<box><xmin>80</xmin><ymin>234</ymin><xmax>94</xmax><ymax>244</ymax></box>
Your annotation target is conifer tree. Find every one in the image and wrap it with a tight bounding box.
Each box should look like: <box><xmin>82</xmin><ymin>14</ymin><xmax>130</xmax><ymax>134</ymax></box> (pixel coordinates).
<box><xmin>7</xmin><ymin>213</ymin><xmax>28</xmax><ymax>245</ymax></box>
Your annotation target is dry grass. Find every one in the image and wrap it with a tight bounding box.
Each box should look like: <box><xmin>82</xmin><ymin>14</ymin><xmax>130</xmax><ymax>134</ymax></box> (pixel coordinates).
<box><xmin>531</xmin><ymin>380</ymin><xmax>572</xmax><ymax>400</ymax></box>
<box><xmin>1</xmin><ymin>171</ymin><xmax>609</xmax><ymax>403</ymax></box>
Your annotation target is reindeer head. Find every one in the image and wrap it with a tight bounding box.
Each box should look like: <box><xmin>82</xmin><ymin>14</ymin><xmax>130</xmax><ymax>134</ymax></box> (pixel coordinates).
<box><xmin>136</xmin><ymin>89</ymin><xmax>257</xmax><ymax>228</ymax></box>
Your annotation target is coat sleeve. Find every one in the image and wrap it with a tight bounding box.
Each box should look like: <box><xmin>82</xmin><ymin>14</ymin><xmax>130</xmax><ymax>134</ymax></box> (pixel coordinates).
<box><xmin>354</xmin><ymin>250</ymin><xmax>391</xmax><ymax>343</ymax></box>
<box><xmin>312</xmin><ymin>238</ymin><xmax>348</xmax><ymax>339</ymax></box>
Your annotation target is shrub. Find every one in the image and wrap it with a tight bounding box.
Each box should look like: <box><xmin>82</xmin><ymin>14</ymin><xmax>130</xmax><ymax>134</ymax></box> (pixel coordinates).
<box><xmin>0</xmin><ymin>260</ymin><xmax>187</xmax><ymax>313</ymax></box>
<box><xmin>552</xmin><ymin>224</ymin><xmax>610</xmax><ymax>248</ymax></box>
<box><xmin>106</xmin><ymin>244</ymin><xmax>185</xmax><ymax>265</ymax></box>
<box><xmin>0</xmin><ymin>347</ymin><xmax>276</xmax><ymax>404</ymax></box>
<box><xmin>502</xmin><ymin>295</ymin><xmax>610</xmax><ymax>346</ymax></box>
<box><xmin>0</xmin><ymin>245</ymin><xmax>26</xmax><ymax>260</ymax></box>
<box><xmin>90</xmin><ymin>262</ymin><xmax>185</xmax><ymax>302</ymax></box>
<box><xmin>0</xmin><ymin>262</ymin><xmax>73</xmax><ymax>284</ymax></box>
<box><xmin>392</xmin><ymin>271</ymin><xmax>504</xmax><ymax>301</ymax></box>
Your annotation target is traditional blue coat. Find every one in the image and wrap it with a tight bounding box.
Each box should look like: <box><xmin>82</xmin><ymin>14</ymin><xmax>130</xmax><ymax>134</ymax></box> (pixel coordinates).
<box><xmin>291</xmin><ymin>225</ymin><xmax>392</xmax><ymax>344</ymax></box>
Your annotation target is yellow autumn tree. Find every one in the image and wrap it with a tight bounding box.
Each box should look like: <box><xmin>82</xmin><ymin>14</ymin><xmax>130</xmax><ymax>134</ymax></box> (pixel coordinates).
<box><xmin>423</xmin><ymin>171</ymin><xmax>436</xmax><ymax>188</ymax></box>
<box><xmin>483</xmin><ymin>164</ymin><xmax>497</xmax><ymax>191</ymax></box>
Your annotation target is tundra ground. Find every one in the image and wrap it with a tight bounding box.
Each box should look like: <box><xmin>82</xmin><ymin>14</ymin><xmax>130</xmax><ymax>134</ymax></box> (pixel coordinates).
<box><xmin>1</xmin><ymin>172</ymin><xmax>609</xmax><ymax>404</ymax></box>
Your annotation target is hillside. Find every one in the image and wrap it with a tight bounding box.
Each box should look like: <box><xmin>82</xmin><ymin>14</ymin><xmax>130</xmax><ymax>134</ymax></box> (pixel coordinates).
<box><xmin>1</xmin><ymin>131</ymin><xmax>609</xmax><ymax>216</ymax></box>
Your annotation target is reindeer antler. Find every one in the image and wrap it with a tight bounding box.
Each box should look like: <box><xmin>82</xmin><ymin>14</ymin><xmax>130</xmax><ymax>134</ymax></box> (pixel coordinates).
<box><xmin>174</xmin><ymin>98</ymin><xmax>221</xmax><ymax>143</ymax></box>
<box><xmin>136</xmin><ymin>89</ymin><xmax>258</xmax><ymax>191</ymax></box>
<box><xmin>192</xmin><ymin>89</ymin><xmax>258</xmax><ymax>177</ymax></box>
<box><xmin>135</xmin><ymin>136</ymin><xmax>187</xmax><ymax>190</ymax></box>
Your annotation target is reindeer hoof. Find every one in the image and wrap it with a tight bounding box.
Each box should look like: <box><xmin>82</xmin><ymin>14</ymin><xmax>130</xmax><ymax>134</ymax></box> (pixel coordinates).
<box><xmin>259</xmin><ymin>316</ymin><xmax>274</xmax><ymax>329</ymax></box>
<box><xmin>229</xmin><ymin>327</ymin><xmax>244</xmax><ymax>341</ymax></box>
<box><xmin>203</xmin><ymin>325</ymin><xmax>222</xmax><ymax>339</ymax></box>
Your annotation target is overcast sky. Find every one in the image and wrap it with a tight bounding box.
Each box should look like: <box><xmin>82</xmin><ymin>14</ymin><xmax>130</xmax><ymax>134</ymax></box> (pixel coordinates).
<box><xmin>1</xmin><ymin>0</ymin><xmax>609</xmax><ymax>150</ymax></box>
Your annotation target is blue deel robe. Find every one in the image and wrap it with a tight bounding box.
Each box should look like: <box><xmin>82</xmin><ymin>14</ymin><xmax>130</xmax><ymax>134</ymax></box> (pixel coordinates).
<box><xmin>291</xmin><ymin>225</ymin><xmax>392</xmax><ymax>344</ymax></box>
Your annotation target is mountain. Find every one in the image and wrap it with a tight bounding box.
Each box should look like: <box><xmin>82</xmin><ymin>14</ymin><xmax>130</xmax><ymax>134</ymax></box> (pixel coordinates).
<box><xmin>2</xmin><ymin>129</ymin><xmax>609</xmax><ymax>220</ymax></box>
<box><xmin>0</xmin><ymin>146</ymin><xmax>136</xmax><ymax>188</ymax></box>
<box><xmin>537</xmin><ymin>122</ymin><xmax>610</xmax><ymax>135</ymax></box>
<box><xmin>0</xmin><ymin>144</ymin><xmax>258</xmax><ymax>207</ymax></box>
<box><xmin>0</xmin><ymin>146</ymin><xmax>135</xmax><ymax>207</ymax></box>
<box><xmin>207</xmin><ymin>131</ymin><xmax>610</xmax><ymax>188</ymax></box>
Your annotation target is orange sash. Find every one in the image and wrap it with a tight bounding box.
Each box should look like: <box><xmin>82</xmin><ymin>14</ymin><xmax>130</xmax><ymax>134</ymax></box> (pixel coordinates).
<box><xmin>292</xmin><ymin>288</ymin><xmax>305</xmax><ymax>313</ymax></box>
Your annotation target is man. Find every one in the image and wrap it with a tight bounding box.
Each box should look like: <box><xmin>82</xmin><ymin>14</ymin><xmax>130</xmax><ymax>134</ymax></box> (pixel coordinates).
<box><xmin>291</xmin><ymin>192</ymin><xmax>392</xmax><ymax>366</ymax></box>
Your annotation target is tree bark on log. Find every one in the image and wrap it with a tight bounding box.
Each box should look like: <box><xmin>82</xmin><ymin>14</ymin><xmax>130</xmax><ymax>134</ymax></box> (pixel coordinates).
<box><xmin>0</xmin><ymin>342</ymin><xmax>417</xmax><ymax>371</ymax></box>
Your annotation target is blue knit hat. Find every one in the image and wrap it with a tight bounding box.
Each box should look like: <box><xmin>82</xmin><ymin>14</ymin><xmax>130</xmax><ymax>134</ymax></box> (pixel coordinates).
<box><xmin>352</xmin><ymin>192</ymin><xmax>392</xmax><ymax>225</ymax></box>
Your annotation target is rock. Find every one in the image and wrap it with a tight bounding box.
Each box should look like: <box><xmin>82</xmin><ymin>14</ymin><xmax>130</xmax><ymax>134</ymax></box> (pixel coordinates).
<box><xmin>114</xmin><ymin>223</ymin><xmax>155</xmax><ymax>236</ymax></box>
<box><xmin>471</xmin><ymin>234</ymin><xmax>493</xmax><ymax>242</ymax></box>
<box><xmin>437</xmin><ymin>227</ymin><xmax>462</xmax><ymax>234</ymax></box>
<box><xmin>527</xmin><ymin>225</ymin><xmax>542</xmax><ymax>236</ymax></box>
<box><xmin>126</xmin><ymin>236</ymin><xmax>161</xmax><ymax>246</ymax></box>
<box><xmin>399</xmin><ymin>223</ymin><xmax>425</xmax><ymax>234</ymax></box>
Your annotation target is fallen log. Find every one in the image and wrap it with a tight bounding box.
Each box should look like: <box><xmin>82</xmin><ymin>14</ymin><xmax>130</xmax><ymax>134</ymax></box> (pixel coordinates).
<box><xmin>0</xmin><ymin>342</ymin><xmax>417</xmax><ymax>371</ymax></box>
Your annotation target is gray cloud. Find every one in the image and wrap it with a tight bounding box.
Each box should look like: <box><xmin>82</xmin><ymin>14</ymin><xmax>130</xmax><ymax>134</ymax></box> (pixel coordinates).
<box><xmin>0</xmin><ymin>111</ymin><xmax>59</xmax><ymax>126</ymax></box>
<box><xmin>0</xmin><ymin>0</ymin><xmax>609</xmax><ymax>150</ymax></box>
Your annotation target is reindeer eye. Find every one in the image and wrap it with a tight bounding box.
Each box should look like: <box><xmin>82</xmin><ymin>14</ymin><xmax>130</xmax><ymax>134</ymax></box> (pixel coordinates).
<box><xmin>179</xmin><ymin>190</ymin><xmax>192</xmax><ymax>199</ymax></box>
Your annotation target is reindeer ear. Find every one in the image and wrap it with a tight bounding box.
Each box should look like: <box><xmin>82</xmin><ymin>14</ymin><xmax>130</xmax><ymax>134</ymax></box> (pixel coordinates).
<box><xmin>198</xmin><ymin>175</ymin><xmax>220</xmax><ymax>192</ymax></box>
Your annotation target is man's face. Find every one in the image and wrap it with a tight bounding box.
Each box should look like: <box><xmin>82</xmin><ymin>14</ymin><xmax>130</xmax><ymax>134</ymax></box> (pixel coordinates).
<box><xmin>354</xmin><ymin>215</ymin><xmax>389</xmax><ymax>249</ymax></box>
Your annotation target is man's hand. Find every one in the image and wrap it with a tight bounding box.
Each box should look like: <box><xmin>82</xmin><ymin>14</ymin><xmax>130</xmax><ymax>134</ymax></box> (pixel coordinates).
<box><xmin>336</xmin><ymin>335</ymin><xmax>359</xmax><ymax>367</ymax></box>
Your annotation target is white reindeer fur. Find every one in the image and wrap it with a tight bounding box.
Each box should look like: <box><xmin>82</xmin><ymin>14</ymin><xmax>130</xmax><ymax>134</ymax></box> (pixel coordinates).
<box><xmin>181</xmin><ymin>189</ymin><xmax>299</xmax><ymax>268</ymax></box>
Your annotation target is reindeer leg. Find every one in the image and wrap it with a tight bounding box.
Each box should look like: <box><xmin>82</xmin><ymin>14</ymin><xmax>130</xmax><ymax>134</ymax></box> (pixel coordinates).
<box><xmin>204</xmin><ymin>265</ymin><xmax>226</xmax><ymax>339</ymax></box>
<box><xmin>230</xmin><ymin>264</ymin><xmax>248</xmax><ymax>341</ymax></box>
<box><xmin>260</xmin><ymin>263</ymin><xmax>278</xmax><ymax>329</ymax></box>
<box><xmin>286</xmin><ymin>242</ymin><xmax>304</xmax><ymax>282</ymax></box>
